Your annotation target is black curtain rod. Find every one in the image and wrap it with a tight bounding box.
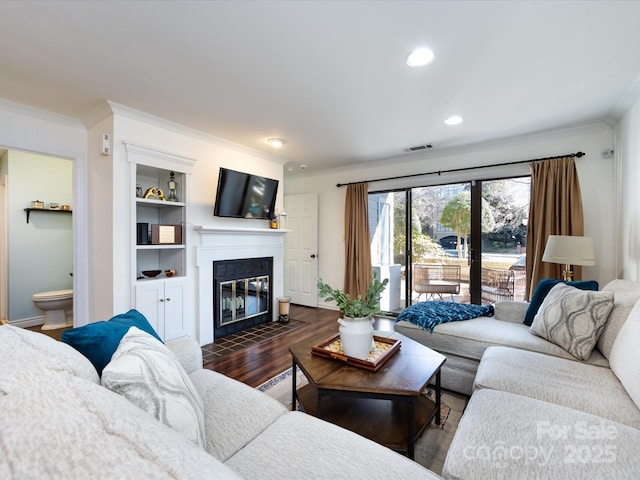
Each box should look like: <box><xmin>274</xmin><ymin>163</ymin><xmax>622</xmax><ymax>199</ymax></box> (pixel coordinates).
<box><xmin>335</xmin><ymin>151</ymin><xmax>585</xmax><ymax>188</ymax></box>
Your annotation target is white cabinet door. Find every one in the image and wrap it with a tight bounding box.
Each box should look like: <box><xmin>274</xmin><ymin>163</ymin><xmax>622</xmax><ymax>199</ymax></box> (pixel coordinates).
<box><xmin>135</xmin><ymin>281</ymin><xmax>165</xmax><ymax>339</ymax></box>
<box><xmin>135</xmin><ymin>278</ymin><xmax>187</xmax><ymax>341</ymax></box>
<box><xmin>163</xmin><ymin>278</ymin><xmax>186</xmax><ymax>341</ymax></box>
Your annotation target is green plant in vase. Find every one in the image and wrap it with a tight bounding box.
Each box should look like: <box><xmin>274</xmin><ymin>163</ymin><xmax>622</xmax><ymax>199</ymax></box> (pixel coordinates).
<box><xmin>317</xmin><ymin>272</ymin><xmax>389</xmax><ymax>319</ymax></box>
<box><xmin>317</xmin><ymin>272</ymin><xmax>389</xmax><ymax>360</ymax></box>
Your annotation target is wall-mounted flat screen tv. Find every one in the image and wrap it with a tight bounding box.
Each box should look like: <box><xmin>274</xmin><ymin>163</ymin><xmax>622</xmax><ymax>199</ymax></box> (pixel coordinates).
<box><xmin>214</xmin><ymin>167</ymin><xmax>279</xmax><ymax>220</ymax></box>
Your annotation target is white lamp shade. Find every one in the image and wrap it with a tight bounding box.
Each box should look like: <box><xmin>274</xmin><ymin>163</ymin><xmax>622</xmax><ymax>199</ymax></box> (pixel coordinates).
<box><xmin>542</xmin><ymin>235</ymin><xmax>595</xmax><ymax>266</ymax></box>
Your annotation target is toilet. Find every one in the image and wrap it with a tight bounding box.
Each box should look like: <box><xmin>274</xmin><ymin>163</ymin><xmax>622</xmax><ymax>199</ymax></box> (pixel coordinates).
<box><xmin>32</xmin><ymin>289</ymin><xmax>73</xmax><ymax>330</ymax></box>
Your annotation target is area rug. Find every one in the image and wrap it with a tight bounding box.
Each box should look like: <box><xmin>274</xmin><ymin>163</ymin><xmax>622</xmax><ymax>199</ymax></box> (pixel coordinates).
<box><xmin>257</xmin><ymin>367</ymin><xmax>468</xmax><ymax>474</ymax></box>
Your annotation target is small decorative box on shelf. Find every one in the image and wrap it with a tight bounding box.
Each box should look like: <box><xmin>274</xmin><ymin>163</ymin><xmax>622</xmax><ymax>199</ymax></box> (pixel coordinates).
<box><xmin>311</xmin><ymin>334</ymin><xmax>401</xmax><ymax>371</ymax></box>
<box><xmin>150</xmin><ymin>224</ymin><xmax>182</xmax><ymax>245</ymax></box>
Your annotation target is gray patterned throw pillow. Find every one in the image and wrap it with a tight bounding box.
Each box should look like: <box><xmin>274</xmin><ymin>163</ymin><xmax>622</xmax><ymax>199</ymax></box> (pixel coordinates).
<box><xmin>101</xmin><ymin>327</ymin><xmax>206</xmax><ymax>448</ymax></box>
<box><xmin>530</xmin><ymin>283</ymin><xmax>614</xmax><ymax>360</ymax></box>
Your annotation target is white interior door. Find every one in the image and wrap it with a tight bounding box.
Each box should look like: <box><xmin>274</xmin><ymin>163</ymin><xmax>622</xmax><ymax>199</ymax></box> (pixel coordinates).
<box><xmin>284</xmin><ymin>194</ymin><xmax>318</xmax><ymax>307</ymax></box>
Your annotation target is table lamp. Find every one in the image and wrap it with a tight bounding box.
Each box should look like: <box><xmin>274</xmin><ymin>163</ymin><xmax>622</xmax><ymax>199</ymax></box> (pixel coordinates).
<box><xmin>542</xmin><ymin>235</ymin><xmax>595</xmax><ymax>281</ymax></box>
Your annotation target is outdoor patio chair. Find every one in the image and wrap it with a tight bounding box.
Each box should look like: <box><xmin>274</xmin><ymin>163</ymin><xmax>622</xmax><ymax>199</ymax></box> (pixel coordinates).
<box><xmin>480</xmin><ymin>267</ymin><xmax>527</xmax><ymax>303</ymax></box>
<box><xmin>413</xmin><ymin>264</ymin><xmax>461</xmax><ymax>302</ymax></box>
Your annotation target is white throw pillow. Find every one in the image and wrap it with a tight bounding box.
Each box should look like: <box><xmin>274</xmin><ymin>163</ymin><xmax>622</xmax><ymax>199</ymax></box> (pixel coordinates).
<box><xmin>101</xmin><ymin>327</ymin><xmax>206</xmax><ymax>448</ymax></box>
<box><xmin>609</xmin><ymin>298</ymin><xmax>640</xmax><ymax>410</ymax></box>
<box><xmin>530</xmin><ymin>283</ymin><xmax>614</xmax><ymax>360</ymax></box>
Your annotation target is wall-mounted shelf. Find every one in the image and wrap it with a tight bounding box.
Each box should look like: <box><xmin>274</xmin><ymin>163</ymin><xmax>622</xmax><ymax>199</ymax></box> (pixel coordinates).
<box><xmin>24</xmin><ymin>208</ymin><xmax>72</xmax><ymax>223</ymax></box>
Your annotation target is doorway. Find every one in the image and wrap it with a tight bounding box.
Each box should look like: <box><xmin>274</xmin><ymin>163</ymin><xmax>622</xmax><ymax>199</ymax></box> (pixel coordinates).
<box><xmin>0</xmin><ymin>149</ymin><xmax>73</xmax><ymax>325</ymax></box>
<box><xmin>0</xmin><ymin>173</ymin><xmax>5</xmax><ymax>321</ymax></box>
<box><xmin>369</xmin><ymin>175</ymin><xmax>530</xmax><ymax>312</ymax></box>
<box><xmin>283</xmin><ymin>193</ymin><xmax>319</xmax><ymax>307</ymax></box>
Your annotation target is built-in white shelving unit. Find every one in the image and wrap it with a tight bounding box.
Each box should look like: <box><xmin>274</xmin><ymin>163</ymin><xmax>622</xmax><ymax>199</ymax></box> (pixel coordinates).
<box><xmin>126</xmin><ymin>143</ymin><xmax>196</xmax><ymax>340</ymax></box>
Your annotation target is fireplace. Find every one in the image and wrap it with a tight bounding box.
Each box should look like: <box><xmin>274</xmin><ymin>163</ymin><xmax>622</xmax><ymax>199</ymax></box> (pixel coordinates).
<box><xmin>213</xmin><ymin>257</ymin><xmax>273</xmax><ymax>338</ymax></box>
<box><xmin>195</xmin><ymin>225</ymin><xmax>288</xmax><ymax>345</ymax></box>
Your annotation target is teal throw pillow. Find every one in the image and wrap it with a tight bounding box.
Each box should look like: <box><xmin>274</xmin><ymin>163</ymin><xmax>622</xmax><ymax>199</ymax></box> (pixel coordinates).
<box><xmin>61</xmin><ymin>309</ymin><xmax>162</xmax><ymax>376</ymax></box>
<box><xmin>524</xmin><ymin>278</ymin><xmax>599</xmax><ymax>326</ymax></box>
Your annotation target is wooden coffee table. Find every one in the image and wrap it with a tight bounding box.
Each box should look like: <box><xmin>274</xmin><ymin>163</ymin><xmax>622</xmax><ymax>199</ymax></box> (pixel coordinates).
<box><xmin>289</xmin><ymin>330</ymin><xmax>446</xmax><ymax>459</ymax></box>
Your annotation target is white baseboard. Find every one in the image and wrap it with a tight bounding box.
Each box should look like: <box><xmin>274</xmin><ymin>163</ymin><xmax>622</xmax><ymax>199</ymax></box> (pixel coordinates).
<box><xmin>8</xmin><ymin>316</ymin><xmax>44</xmax><ymax>328</ymax></box>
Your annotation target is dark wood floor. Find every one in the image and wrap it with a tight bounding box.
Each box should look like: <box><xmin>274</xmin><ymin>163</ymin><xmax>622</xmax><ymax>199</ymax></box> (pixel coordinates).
<box><xmin>26</xmin><ymin>324</ymin><xmax>69</xmax><ymax>341</ymax></box>
<box><xmin>203</xmin><ymin>305</ymin><xmax>342</xmax><ymax>387</ymax></box>
<box><xmin>203</xmin><ymin>305</ymin><xmax>398</xmax><ymax>388</ymax></box>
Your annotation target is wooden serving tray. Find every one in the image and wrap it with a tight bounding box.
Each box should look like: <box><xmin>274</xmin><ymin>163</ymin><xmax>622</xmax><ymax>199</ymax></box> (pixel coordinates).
<box><xmin>311</xmin><ymin>334</ymin><xmax>401</xmax><ymax>371</ymax></box>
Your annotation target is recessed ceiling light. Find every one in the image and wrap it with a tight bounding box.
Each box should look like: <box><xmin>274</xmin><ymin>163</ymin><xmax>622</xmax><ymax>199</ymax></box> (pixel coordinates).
<box><xmin>406</xmin><ymin>47</ymin><xmax>435</xmax><ymax>67</ymax></box>
<box><xmin>267</xmin><ymin>138</ymin><xmax>285</xmax><ymax>148</ymax></box>
<box><xmin>444</xmin><ymin>115</ymin><xmax>463</xmax><ymax>126</ymax></box>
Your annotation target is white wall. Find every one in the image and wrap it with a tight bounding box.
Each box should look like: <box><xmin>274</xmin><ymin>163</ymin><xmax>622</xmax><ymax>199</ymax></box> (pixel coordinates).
<box><xmin>86</xmin><ymin>114</ymin><xmax>115</xmax><ymax>322</ymax></box>
<box><xmin>614</xmin><ymin>95</ymin><xmax>640</xmax><ymax>280</ymax></box>
<box><xmin>285</xmin><ymin>123</ymin><xmax>616</xmax><ymax>309</ymax></box>
<box><xmin>0</xmin><ymin>99</ymin><xmax>89</xmax><ymax>326</ymax></box>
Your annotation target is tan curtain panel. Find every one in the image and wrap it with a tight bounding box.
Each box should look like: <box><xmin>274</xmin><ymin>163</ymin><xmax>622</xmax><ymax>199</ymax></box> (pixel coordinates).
<box><xmin>344</xmin><ymin>183</ymin><xmax>372</xmax><ymax>299</ymax></box>
<box><xmin>525</xmin><ymin>157</ymin><xmax>584</xmax><ymax>298</ymax></box>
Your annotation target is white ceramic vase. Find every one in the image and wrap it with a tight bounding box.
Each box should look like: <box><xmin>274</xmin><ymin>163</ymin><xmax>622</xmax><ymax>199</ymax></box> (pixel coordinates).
<box><xmin>337</xmin><ymin>316</ymin><xmax>374</xmax><ymax>360</ymax></box>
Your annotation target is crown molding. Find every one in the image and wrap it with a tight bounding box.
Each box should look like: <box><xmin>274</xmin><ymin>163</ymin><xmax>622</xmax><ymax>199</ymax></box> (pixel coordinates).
<box><xmin>103</xmin><ymin>101</ymin><xmax>288</xmax><ymax>165</ymax></box>
<box><xmin>291</xmin><ymin>121</ymin><xmax>613</xmax><ymax>178</ymax></box>
<box><xmin>389</xmin><ymin>121</ymin><xmax>611</xmax><ymax>165</ymax></box>
<box><xmin>609</xmin><ymin>70</ymin><xmax>640</xmax><ymax>120</ymax></box>
<box><xmin>0</xmin><ymin>97</ymin><xmax>84</xmax><ymax>128</ymax></box>
<box><xmin>81</xmin><ymin>100</ymin><xmax>114</xmax><ymax>129</ymax></box>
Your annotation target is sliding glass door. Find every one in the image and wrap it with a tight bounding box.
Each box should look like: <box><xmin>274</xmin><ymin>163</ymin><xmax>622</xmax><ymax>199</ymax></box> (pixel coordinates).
<box><xmin>369</xmin><ymin>175</ymin><xmax>530</xmax><ymax>312</ymax></box>
<box><xmin>369</xmin><ymin>191</ymin><xmax>406</xmax><ymax>313</ymax></box>
<box><xmin>478</xmin><ymin>178</ymin><xmax>530</xmax><ymax>304</ymax></box>
<box><xmin>410</xmin><ymin>183</ymin><xmax>471</xmax><ymax>304</ymax></box>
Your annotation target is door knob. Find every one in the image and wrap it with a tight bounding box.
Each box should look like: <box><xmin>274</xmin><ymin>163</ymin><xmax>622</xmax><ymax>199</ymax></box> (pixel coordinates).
<box><xmin>310</xmin><ymin>254</ymin><xmax>316</xmax><ymax>258</ymax></box>
<box><xmin>166</xmin><ymin>298</ymin><xmax>171</xmax><ymax>302</ymax></box>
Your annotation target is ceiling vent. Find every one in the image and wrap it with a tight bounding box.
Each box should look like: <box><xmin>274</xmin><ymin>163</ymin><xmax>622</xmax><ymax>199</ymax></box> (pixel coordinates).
<box><xmin>405</xmin><ymin>144</ymin><xmax>433</xmax><ymax>152</ymax></box>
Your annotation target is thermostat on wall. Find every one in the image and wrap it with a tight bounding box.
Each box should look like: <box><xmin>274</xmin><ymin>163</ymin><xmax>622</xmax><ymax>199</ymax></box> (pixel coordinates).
<box><xmin>101</xmin><ymin>133</ymin><xmax>111</xmax><ymax>155</ymax></box>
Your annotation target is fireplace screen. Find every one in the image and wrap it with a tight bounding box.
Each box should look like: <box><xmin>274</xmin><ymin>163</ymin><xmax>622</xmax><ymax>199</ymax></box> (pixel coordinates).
<box><xmin>219</xmin><ymin>275</ymin><xmax>269</xmax><ymax>326</ymax></box>
<box><xmin>213</xmin><ymin>256</ymin><xmax>273</xmax><ymax>338</ymax></box>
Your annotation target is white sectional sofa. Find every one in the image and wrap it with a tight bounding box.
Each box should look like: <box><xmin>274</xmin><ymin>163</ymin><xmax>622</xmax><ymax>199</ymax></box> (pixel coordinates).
<box><xmin>0</xmin><ymin>323</ymin><xmax>441</xmax><ymax>480</ymax></box>
<box><xmin>397</xmin><ymin>279</ymin><xmax>640</xmax><ymax>478</ymax></box>
<box><xmin>395</xmin><ymin>280</ymin><xmax>638</xmax><ymax>396</ymax></box>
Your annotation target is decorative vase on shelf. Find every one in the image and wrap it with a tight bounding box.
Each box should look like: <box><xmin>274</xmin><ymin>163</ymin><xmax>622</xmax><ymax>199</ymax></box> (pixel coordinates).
<box><xmin>338</xmin><ymin>316</ymin><xmax>374</xmax><ymax>360</ymax></box>
<box><xmin>167</xmin><ymin>171</ymin><xmax>179</xmax><ymax>202</ymax></box>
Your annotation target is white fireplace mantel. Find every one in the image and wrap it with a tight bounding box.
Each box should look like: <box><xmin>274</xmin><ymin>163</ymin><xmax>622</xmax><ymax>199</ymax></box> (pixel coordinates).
<box><xmin>195</xmin><ymin>225</ymin><xmax>289</xmax><ymax>345</ymax></box>
<box><xmin>194</xmin><ymin>225</ymin><xmax>291</xmax><ymax>236</ymax></box>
